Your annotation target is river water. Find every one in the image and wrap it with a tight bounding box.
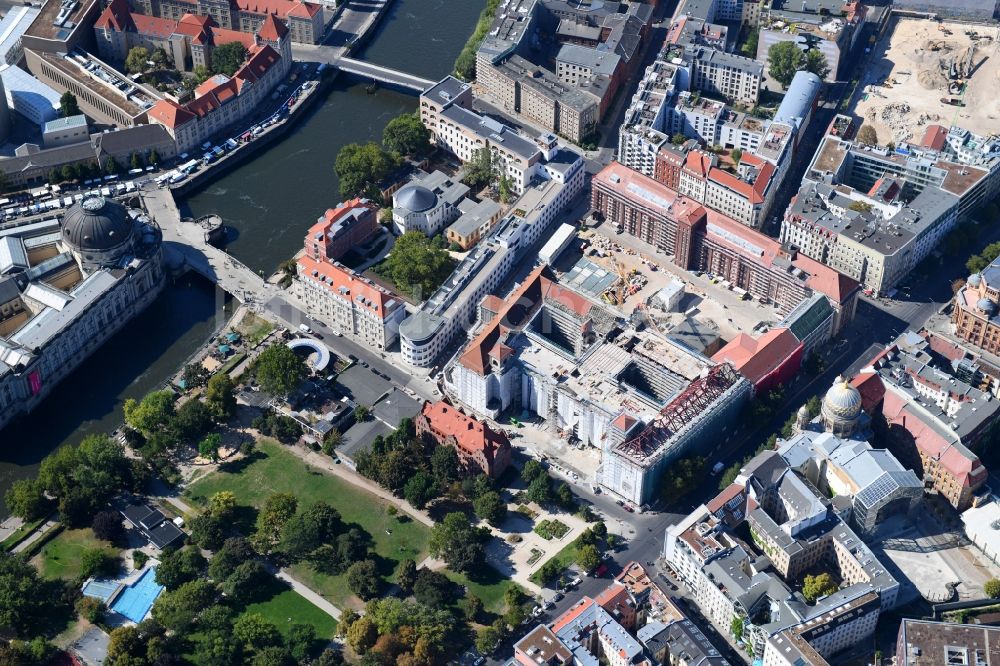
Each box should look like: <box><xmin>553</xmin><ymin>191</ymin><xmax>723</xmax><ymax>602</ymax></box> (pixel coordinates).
<box><xmin>0</xmin><ymin>0</ymin><xmax>481</xmax><ymax>502</ymax></box>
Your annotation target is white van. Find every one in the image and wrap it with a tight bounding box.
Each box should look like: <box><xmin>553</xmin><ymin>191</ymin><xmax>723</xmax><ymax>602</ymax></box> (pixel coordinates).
<box><xmin>298</xmin><ymin>323</ymin><xmax>313</xmax><ymax>335</ymax></box>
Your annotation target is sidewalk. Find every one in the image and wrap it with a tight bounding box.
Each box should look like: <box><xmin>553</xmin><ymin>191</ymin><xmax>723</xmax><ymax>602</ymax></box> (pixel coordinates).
<box><xmin>12</xmin><ymin>519</ymin><xmax>59</xmax><ymax>554</ymax></box>
<box><xmin>277</xmin><ymin>569</ymin><xmax>342</xmax><ymax>620</ymax></box>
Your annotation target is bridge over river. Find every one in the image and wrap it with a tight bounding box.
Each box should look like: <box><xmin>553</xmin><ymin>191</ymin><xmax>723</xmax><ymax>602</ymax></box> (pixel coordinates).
<box><xmin>292</xmin><ymin>43</ymin><xmax>435</xmax><ymax>93</ymax></box>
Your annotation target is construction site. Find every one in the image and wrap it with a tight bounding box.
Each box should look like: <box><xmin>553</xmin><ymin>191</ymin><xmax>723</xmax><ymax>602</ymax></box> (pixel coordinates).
<box><xmin>853</xmin><ymin>17</ymin><xmax>1000</xmax><ymax>144</ymax></box>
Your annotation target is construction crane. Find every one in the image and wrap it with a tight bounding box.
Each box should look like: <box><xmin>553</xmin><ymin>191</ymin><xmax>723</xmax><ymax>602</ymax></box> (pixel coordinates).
<box><xmin>612</xmin><ymin>257</ymin><xmax>631</xmax><ymax>306</ymax></box>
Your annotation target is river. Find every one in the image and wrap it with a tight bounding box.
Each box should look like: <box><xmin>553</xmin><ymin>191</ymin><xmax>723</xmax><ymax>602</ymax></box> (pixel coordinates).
<box><xmin>0</xmin><ymin>0</ymin><xmax>481</xmax><ymax>503</ymax></box>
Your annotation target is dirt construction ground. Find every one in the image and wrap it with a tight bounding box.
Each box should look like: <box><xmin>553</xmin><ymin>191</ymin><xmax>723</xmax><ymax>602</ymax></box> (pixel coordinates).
<box><xmin>853</xmin><ymin>17</ymin><xmax>1000</xmax><ymax>144</ymax></box>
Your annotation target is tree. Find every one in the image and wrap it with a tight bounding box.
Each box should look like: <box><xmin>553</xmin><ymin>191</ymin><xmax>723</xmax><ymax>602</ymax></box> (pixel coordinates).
<box><xmin>124</xmin><ymin>390</ymin><xmax>176</xmax><ymax>436</ymax></box>
<box><xmin>346</xmin><ymin>559</ymin><xmax>380</xmax><ymax>600</ymax></box>
<box><xmin>209</xmin><ymin>537</ymin><xmax>257</xmax><ymax>581</ymax></box>
<box><xmin>430</xmin><ymin>446</ymin><xmax>460</xmax><ymax>487</ymax></box>
<box><xmin>92</xmin><ymin>510</ymin><xmax>124</xmax><ymax>543</ymax></box>
<box><xmin>403</xmin><ymin>471</ymin><xmax>438</xmax><ymax>509</ymax></box>
<box><xmin>347</xmin><ymin>616</ymin><xmax>378</xmax><ymax>654</ymax></box>
<box><xmin>397</xmin><ymin>558</ymin><xmax>417</xmax><ymax>595</ymax></box>
<box><xmin>805</xmin><ymin>49</ymin><xmax>830</xmax><ymax>80</ymax></box>
<box><xmin>476</xmin><ymin>621</ymin><xmax>505</xmax><ymax>655</ymax></box>
<box><xmin>205</xmin><ymin>373</ymin><xmax>237</xmax><ymax>421</ymax></box>
<box><xmin>335</xmin><ymin>141</ymin><xmax>398</xmax><ymax>199</ymax></box>
<box><xmin>413</xmin><ymin>569</ymin><xmax>453</xmax><ymax>609</ymax></box>
<box><xmin>279</xmin><ymin>501</ymin><xmax>343</xmax><ymax>561</ymax></box>
<box><xmin>155</xmin><ymin>547</ymin><xmax>205</xmax><ymax>591</ymax></box>
<box><xmin>151</xmin><ymin>47</ymin><xmax>169</xmax><ymax>70</ymax></box>
<box><xmin>576</xmin><ymin>544</ymin><xmax>601</xmax><ymax>572</ymax></box>
<box><xmin>740</xmin><ymin>28</ymin><xmax>759</xmax><ymax>57</ymax></box>
<box><xmin>254</xmin><ymin>492</ymin><xmax>298</xmax><ymax>553</ymax></box>
<box><xmin>526</xmin><ymin>474</ymin><xmax>553</xmax><ymax>505</ymax></box>
<box><xmin>660</xmin><ymin>456</ymin><xmax>706</xmax><ymax>505</ymax></box>
<box><xmin>462</xmin><ymin>594</ymin><xmax>484</xmax><ymax>622</ymax></box>
<box><xmin>189</xmin><ymin>513</ymin><xmax>226</xmax><ymax>551</ymax></box>
<box><xmin>182</xmin><ymin>363</ymin><xmax>209</xmax><ymax>389</ymax></box>
<box><xmin>60</xmin><ymin>164</ymin><xmax>78</xmax><ymax>183</ymax></box>
<box><xmin>730</xmin><ymin>148</ymin><xmax>743</xmax><ymax>165</ymax></box>
<box><xmin>354</xmin><ymin>405</ymin><xmax>370</xmax><ymax>422</ymax></box>
<box><xmin>59</xmin><ymin>91</ymin><xmax>79</xmax><ymax>117</ymax></box>
<box><xmin>731</xmin><ymin>616</ymin><xmax>744</xmax><ymax>639</ymax></box>
<box><xmin>382</xmin><ymin>113</ymin><xmax>431</xmax><ymax>157</ymax></box>
<box><xmin>212</xmin><ymin>42</ymin><xmax>248</xmax><ymax>76</ymax></box>
<box><xmin>170</xmin><ymin>399</ymin><xmax>212</xmax><ymax>444</ymax></box>
<box><xmin>767</xmin><ymin>42</ymin><xmax>806</xmax><ymax>89</ymax></box>
<box><xmin>555</xmin><ymin>482</ymin><xmax>574</xmax><ymax>509</ymax></box>
<box><xmin>463</xmin><ymin>147</ymin><xmax>496</xmax><ymax>188</ymax></box>
<box><xmin>209</xmin><ymin>490</ymin><xmax>237</xmax><ymax>520</ymax></box>
<box><xmin>149</xmin><ymin>149</ymin><xmax>160</xmax><ymax>165</ymax></box>
<box><xmin>254</xmin><ymin>345</ymin><xmax>306</xmax><ymax>397</ymax></box>
<box><xmin>5</xmin><ymin>479</ymin><xmax>50</xmax><ymax>522</ymax></box>
<box><xmin>536</xmin><ymin>559</ymin><xmax>562</xmax><ymax>585</ymax></box>
<box><xmin>0</xmin><ymin>553</ymin><xmax>64</xmax><ymax>635</ymax></box>
<box><xmin>986</xmin><ymin>578</ymin><xmax>1000</xmax><ymax>598</ymax></box>
<box><xmin>76</xmin><ymin>595</ymin><xmax>104</xmax><ymax>624</ymax></box>
<box><xmin>473</xmin><ymin>491</ymin><xmax>507</xmax><ymax>526</ymax></box>
<box><xmin>428</xmin><ymin>512</ymin><xmax>488</xmax><ymax>573</ymax></box>
<box><xmin>286</xmin><ymin>623</ymin><xmax>317</xmax><ymax>663</ymax></box>
<box><xmin>199</xmin><ymin>433</ymin><xmax>222</xmax><ymax>461</ymax></box>
<box><xmin>234</xmin><ymin>613</ymin><xmax>283</xmax><ymax>652</ymax></box>
<box><xmin>126</xmin><ymin>46</ymin><xmax>150</xmax><ymax>74</ymax></box>
<box><xmin>671</xmin><ymin>133</ymin><xmax>686</xmax><ymax>145</ymax></box>
<box><xmin>802</xmin><ymin>572</ymin><xmax>838</xmax><ymax>603</ymax></box>
<box><xmin>857</xmin><ymin>124</ymin><xmax>878</xmax><ymax>146</ymax></box>
<box><xmin>152</xmin><ymin>579</ymin><xmax>217</xmax><ymax>632</ymax></box>
<box><xmin>223</xmin><ymin>561</ymin><xmax>271</xmax><ymax>604</ymax></box>
<box><xmin>378</xmin><ymin>231</ymin><xmax>455</xmax><ymax>299</ymax></box>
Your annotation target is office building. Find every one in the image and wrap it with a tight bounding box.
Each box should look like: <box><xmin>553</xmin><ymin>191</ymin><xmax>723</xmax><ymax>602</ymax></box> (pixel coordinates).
<box><xmin>0</xmin><ymin>6</ymin><xmax>40</xmax><ymax>66</ymax></box>
<box><xmin>756</xmin><ymin>1</ymin><xmax>866</xmax><ymax>82</ymax></box>
<box><xmin>0</xmin><ymin>63</ymin><xmax>59</xmax><ymax>127</ymax></box>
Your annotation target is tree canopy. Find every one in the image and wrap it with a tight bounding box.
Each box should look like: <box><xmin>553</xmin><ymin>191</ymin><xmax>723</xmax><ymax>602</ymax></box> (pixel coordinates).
<box><xmin>334</xmin><ymin>142</ymin><xmax>398</xmax><ymax>199</ymax></box>
<box><xmin>428</xmin><ymin>512</ymin><xmax>489</xmax><ymax>573</ymax></box>
<box><xmin>802</xmin><ymin>572</ymin><xmax>838</xmax><ymax>603</ymax></box>
<box><xmin>253</xmin><ymin>345</ymin><xmax>306</xmax><ymax>397</ymax></box>
<box><xmin>212</xmin><ymin>42</ymin><xmax>248</xmax><ymax>77</ymax></box>
<box><xmin>59</xmin><ymin>92</ymin><xmax>79</xmax><ymax>118</ymax></box>
<box><xmin>125</xmin><ymin>47</ymin><xmax>150</xmax><ymax>74</ymax></box>
<box><xmin>805</xmin><ymin>49</ymin><xmax>830</xmax><ymax>80</ymax></box>
<box><xmin>377</xmin><ymin>231</ymin><xmax>455</xmax><ymax>300</ymax></box>
<box><xmin>382</xmin><ymin>113</ymin><xmax>431</xmax><ymax>157</ymax></box>
<box><xmin>767</xmin><ymin>42</ymin><xmax>806</xmax><ymax>89</ymax></box>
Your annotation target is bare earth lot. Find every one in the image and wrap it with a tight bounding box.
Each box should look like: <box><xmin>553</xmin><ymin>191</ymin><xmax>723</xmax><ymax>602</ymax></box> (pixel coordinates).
<box><xmin>854</xmin><ymin>17</ymin><xmax>1000</xmax><ymax>144</ymax></box>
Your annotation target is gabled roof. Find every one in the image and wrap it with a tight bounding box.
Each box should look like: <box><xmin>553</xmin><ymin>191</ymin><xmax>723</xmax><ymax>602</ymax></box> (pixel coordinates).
<box><xmin>419</xmin><ymin>400</ymin><xmax>510</xmax><ymax>460</ymax></box>
<box><xmin>257</xmin><ymin>12</ymin><xmax>288</xmax><ymax>40</ymax></box>
<box><xmin>146</xmin><ymin>99</ymin><xmax>196</xmax><ymax>129</ymax></box>
<box><xmin>711</xmin><ymin>328</ymin><xmax>802</xmax><ymax>386</ymax></box>
<box><xmin>94</xmin><ymin>0</ymin><xmax>133</xmax><ymax>31</ymax></box>
<box><xmin>297</xmin><ymin>254</ymin><xmax>400</xmax><ymax>319</ymax></box>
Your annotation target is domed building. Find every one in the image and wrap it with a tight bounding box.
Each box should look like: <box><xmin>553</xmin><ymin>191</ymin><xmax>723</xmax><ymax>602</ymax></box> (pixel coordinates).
<box><xmin>391</xmin><ymin>170</ymin><xmax>470</xmax><ymax>236</ymax></box>
<box><xmin>61</xmin><ymin>196</ymin><xmax>136</xmax><ymax>272</ymax></box>
<box><xmin>952</xmin><ymin>258</ymin><xmax>1000</xmax><ymax>354</ymax></box>
<box><xmin>821</xmin><ymin>375</ymin><xmax>863</xmax><ymax>437</ymax></box>
<box><xmin>0</xmin><ymin>195</ymin><xmax>164</xmax><ymax>432</ymax></box>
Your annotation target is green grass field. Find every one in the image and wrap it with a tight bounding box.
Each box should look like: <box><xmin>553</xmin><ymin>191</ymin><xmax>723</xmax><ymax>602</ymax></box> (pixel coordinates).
<box><xmin>32</xmin><ymin>528</ymin><xmax>118</xmax><ymax>581</ymax></box>
<box><xmin>445</xmin><ymin>565</ymin><xmax>521</xmax><ymax>614</ymax></box>
<box><xmin>186</xmin><ymin>439</ymin><xmax>431</xmax><ymax>607</ymax></box>
<box><xmin>242</xmin><ymin>581</ymin><xmax>337</xmax><ymax>640</ymax></box>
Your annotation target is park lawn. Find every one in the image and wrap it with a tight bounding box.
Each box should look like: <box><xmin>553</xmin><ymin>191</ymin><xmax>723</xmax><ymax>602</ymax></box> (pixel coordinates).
<box><xmin>32</xmin><ymin>528</ymin><xmax>117</xmax><ymax>581</ymax></box>
<box><xmin>242</xmin><ymin>584</ymin><xmax>337</xmax><ymax>640</ymax></box>
<box><xmin>185</xmin><ymin>439</ymin><xmax>431</xmax><ymax>607</ymax></box>
<box><xmin>529</xmin><ymin>538</ymin><xmax>581</xmax><ymax>586</ymax></box>
<box><xmin>445</xmin><ymin>565</ymin><xmax>520</xmax><ymax>614</ymax></box>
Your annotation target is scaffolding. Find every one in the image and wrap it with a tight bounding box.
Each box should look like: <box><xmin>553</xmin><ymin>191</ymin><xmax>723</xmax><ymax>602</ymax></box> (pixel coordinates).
<box><xmin>616</xmin><ymin>363</ymin><xmax>740</xmax><ymax>462</ymax></box>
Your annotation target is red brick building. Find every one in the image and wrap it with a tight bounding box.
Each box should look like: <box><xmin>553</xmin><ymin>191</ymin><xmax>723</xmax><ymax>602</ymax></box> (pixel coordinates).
<box><xmin>416</xmin><ymin>401</ymin><xmax>512</xmax><ymax>479</ymax></box>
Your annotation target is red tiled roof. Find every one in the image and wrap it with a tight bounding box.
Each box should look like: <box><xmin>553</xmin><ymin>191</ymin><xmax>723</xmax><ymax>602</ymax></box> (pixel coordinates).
<box><xmin>683</xmin><ymin>150</ymin><xmax>711</xmax><ymax>178</ymax></box>
<box><xmin>257</xmin><ymin>12</ymin><xmax>288</xmax><ymax>40</ymax></box>
<box><xmin>551</xmin><ymin>598</ymin><xmax>596</xmax><ymax>633</ymax></box>
<box><xmin>147</xmin><ymin>99</ymin><xmax>196</xmax><ymax>129</ymax></box>
<box><xmin>850</xmin><ymin>371</ymin><xmax>885</xmax><ymax>413</ymax></box>
<box><xmin>131</xmin><ymin>12</ymin><xmax>179</xmax><ymax>38</ymax></box>
<box><xmin>481</xmin><ymin>295</ymin><xmax>504</xmax><ymax>314</ymax></box>
<box><xmin>920</xmin><ymin>124</ymin><xmax>948</xmax><ymax>151</ymax></box>
<box><xmin>542</xmin><ymin>281</ymin><xmax>593</xmax><ymax>318</ymax></box>
<box><xmin>211</xmin><ymin>26</ymin><xmax>258</xmax><ymax>49</ymax></box>
<box><xmin>419</xmin><ymin>400</ymin><xmax>511</xmax><ymax>459</ymax></box>
<box><xmin>612</xmin><ymin>412</ymin><xmax>637</xmax><ymax>431</ymax></box>
<box><xmin>795</xmin><ymin>252</ymin><xmax>860</xmax><ymax>305</ymax></box>
<box><xmin>711</xmin><ymin>328</ymin><xmax>802</xmax><ymax>386</ymax></box>
<box><xmin>95</xmin><ymin>0</ymin><xmax>133</xmax><ymax>30</ymax></box>
<box><xmin>707</xmin><ymin>158</ymin><xmax>774</xmax><ymax>205</ymax></box>
<box><xmin>235</xmin><ymin>0</ymin><xmax>320</xmax><ymax>18</ymax></box>
<box><xmin>707</xmin><ymin>482</ymin><xmax>745</xmax><ymax>513</ymax></box>
<box><xmin>297</xmin><ymin>255</ymin><xmax>400</xmax><ymax>319</ymax></box>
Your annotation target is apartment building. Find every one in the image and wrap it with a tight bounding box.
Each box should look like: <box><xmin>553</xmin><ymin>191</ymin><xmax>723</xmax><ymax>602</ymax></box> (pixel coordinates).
<box><xmin>303</xmin><ymin>198</ymin><xmax>378</xmax><ymax>264</ymax></box>
<box><xmin>756</xmin><ymin>1</ymin><xmax>866</xmax><ymax>82</ymax></box>
<box><xmin>146</xmin><ymin>26</ymin><xmax>291</xmax><ymax>152</ymax></box>
<box><xmin>688</xmin><ymin>47</ymin><xmax>762</xmax><ymax>106</ymax></box>
<box><xmin>134</xmin><ymin>0</ymin><xmax>322</xmax><ymax>43</ymax></box>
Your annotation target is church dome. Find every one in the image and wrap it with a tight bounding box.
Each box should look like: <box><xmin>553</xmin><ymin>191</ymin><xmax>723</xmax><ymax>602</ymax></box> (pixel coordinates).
<box><xmin>61</xmin><ymin>196</ymin><xmax>133</xmax><ymax>253</ymax></box>
<box><xmin>394</xmin><ymin>185</ymin><xmax>437</xmax><ymax>213</ymax></box>
<box><xmin>978</xmin><ymin>298</ymin><xmax>997</xmax><ymax>315</ymax></box>
<box><xmin>822</xmin><ymin>376</ymin><xmax>862</xmax><ymax>419</ymax></box>
<box><xmin>968</xmin><ymin>273</ymin><xmax>982</xmax><ymax>287</ymax></box>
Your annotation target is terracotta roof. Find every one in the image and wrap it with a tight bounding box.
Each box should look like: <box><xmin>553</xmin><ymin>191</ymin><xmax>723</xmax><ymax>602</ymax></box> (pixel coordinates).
<box><xmin>94</xmin><ymin>0</ymin><xmax>133</xmax><ymax>30</ymax></box>
<box><xmin>481</xmin><ymin>295</ymin><xmax>504</xmax><ymax>314</ymax></box>
<box><xmin>257</xmin><ymin>12</ymin><xmax>288</xmax><ymax>40</ymax></box>
<box><xmin>235</xmin><ymin>0</ymin><xmax>320</xmax><ymax>18</ymax></box>
<box><xmin>795</xmin><ymin>252</ymin><xmax>860</xmax><ymax>305</ymax></box>
<box><xmin>920</xmin><ymin>124</ymin><xmax>948</xmax><ymax>151</ymax></box>
<box><xmin>711</xmin><ymin>328</ymin><xmax>802</xmax><ymax>386</ymax></box>
<box><xmin>297</xmin><ymin>255</ymin><xmax>400</xmax><ymax>319</ymax></box>
<box><xmin>707</xmin><ymin>482</ymin><xmax>745</xmax><ymax>513</ymax></box>
<box><xmin>131</xmin><ymin>12</ymin><xmax>179</xmax><ymax>38</ymax></box>
<box><xmin>419</xmin><ymin>400</ymin><xmax>511</xmax><ymax>459</ymax></box>
<box><xmin>241</xmin><ymin>44</ymin><xmax>280</xmax><ymax>79</ymax></box>
<box><xmin>458</xmin><ymin>265</ymin><xmax>549</xmax><ymax>376</ymax></box>
<box><xmin>147</xmin><ymin>99</ymin><xmax>196</xmax><ymax>129</ymax></box>
<box><xmin>707</xmin><ymin>157</ymin><xmax>774</xmax><ymax>205</ymax></box>
<box><xmin>850</xmin><ymin>371</ymin><xmax>885</xmax><ymax>413</ymax></box>
<box><xmin>611</xmin><ymin>412</ymin><xmax>637</xmax><ymax>431</ymax></box>
<box><xmin>551</xmin><ymin>598</ymin><xmax>597</xmax><ymax>633</ymax></box>
<box><xmin>210</xmin><ymin>26</ymin><xmax>258</xmax><ymax>49</ymax></box>
<box><xmin>683</xmin><ymin>150</ymin><xmax>711</xmax><ymax>178</ymax></box>
<box><xmin>542</xmin><ymin>280</ymin><xmax>593</xmax><ymax>318</ymax></box>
